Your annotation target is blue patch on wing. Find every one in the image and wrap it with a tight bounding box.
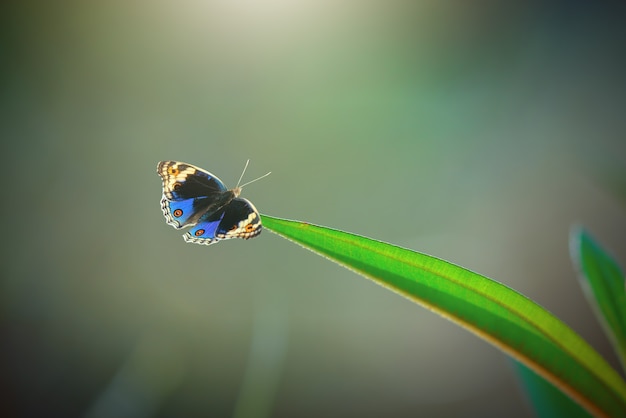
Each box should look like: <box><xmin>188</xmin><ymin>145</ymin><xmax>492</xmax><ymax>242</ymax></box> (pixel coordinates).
<box><xmin>161</xmin><ymin>197</ymin><xmax>207</xmax><ymax>229</ymax></box>
<box><xmin>184</xmin><ymin>213</ymin><xmax>225</xmax><ymax>244</ymax></box>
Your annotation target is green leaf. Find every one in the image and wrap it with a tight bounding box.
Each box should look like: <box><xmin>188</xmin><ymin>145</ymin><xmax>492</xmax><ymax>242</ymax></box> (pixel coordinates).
<box><xmin>513</xmin><ymin>361</ymin><xmax>592</xmax><ymax>418</ymax></box>
<box><xmin>261</xmin><ymin>215</ymin><xmax>626</xmax><ymax>418</ymax></box>
<box><xmin>570</xmin><ymin>227</ymin><xmax>626</xmax><ymax>372</ymax></box>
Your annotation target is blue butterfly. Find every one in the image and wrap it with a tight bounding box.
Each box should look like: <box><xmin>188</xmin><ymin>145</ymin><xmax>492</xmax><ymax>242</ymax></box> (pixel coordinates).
<box><xmin>157</xmin><ymin>161</ymin><xmax>267</xmax><ymax>245</ymax></box>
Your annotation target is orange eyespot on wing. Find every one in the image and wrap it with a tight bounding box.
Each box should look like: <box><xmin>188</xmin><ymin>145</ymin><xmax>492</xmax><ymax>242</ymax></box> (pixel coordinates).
<box><xmin>173</xmin><ymin>209</ymin><xmax>183</xmax><ymax>217</ymax></box>
<box><xmin>195</xmin><ymin>229</ymin><xmax>205</xmax><ymax>236</ymax></box>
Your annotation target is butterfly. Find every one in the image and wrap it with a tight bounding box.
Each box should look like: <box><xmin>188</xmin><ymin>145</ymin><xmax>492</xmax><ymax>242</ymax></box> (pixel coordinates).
<box><xmin>157</xmin><ymin>160</ymin><xmax>269</xmax><ymax>245</ymax></box>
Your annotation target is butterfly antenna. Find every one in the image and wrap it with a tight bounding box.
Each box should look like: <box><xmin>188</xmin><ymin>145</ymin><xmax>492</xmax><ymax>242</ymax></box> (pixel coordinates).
<box><xmin>239</xmin><ymin>171</ymin><xmax>271</xmax><ymax>189</ymax></box>
<box><xmin>236</xmin><ymin>159</ymin><xmax>251</xmax><ymax>188</ymax></box>
<box><xmin>236</xmin><ymin>159</ymin><xmax>271</xmax><ymax>189</ymax></box>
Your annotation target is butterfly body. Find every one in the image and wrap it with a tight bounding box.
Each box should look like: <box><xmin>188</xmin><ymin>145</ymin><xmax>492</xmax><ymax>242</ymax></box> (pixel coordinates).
<box><xmin>157</xmin><ymin>161</ymin><xmax>262</xmax><ymax>245</ymax></box>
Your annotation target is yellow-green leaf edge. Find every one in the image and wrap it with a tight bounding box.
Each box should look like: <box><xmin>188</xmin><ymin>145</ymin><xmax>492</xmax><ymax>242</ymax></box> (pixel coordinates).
<box><xmin>261</xmin><ymin>215</ymin><xmax>626</xmax><ymax>418</ymax></box>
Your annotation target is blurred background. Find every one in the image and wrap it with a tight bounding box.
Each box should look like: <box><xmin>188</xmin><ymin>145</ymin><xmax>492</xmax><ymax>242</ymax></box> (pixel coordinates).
<box><xmin>2</xmin><ymin>1</ymin><xmax>625</xmax><ymax>417</ymax></box>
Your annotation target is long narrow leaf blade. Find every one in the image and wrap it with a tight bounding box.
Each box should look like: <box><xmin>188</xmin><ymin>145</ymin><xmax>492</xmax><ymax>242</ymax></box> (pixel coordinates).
<box><xmin>570</xmin><ymin>227</ymin><xmax>626</xmax><ymax>372</ymax></box>
<box><xmin>261</xmin><ymin>215</ymin><xmax>626</xmax><ymax>418</ymax></box>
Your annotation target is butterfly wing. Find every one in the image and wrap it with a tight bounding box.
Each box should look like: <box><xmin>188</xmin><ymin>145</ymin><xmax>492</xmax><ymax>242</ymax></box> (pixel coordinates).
<box><xmin>157</xmin><ymin>161</ymin><xmax>229</xmax><ymax>228</ymax></box>
<box><xmin>158</xmin><ymin>161</ymin><xmax>228</xmax><ymax>199</ymax></box>
<box><xmin>183</xmin><ymin>198</ymin><xmax>262</xmax><ymax>245</ymax></box>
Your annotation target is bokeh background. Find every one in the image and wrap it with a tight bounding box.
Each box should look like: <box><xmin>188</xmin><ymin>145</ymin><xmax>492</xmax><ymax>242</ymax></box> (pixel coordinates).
<box><xmin>2</xmin><ymin>1</ymin><xmax>626</xmax><ymax>417</ymax></box>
